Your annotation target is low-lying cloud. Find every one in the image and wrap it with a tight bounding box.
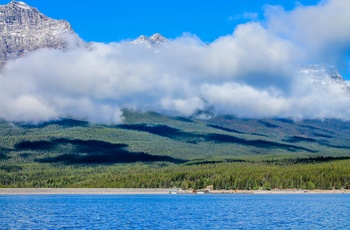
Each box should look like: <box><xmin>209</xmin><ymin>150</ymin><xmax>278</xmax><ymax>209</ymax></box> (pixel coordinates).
<box><xmin>1</xmin><ymin>0</ymin><xmax>350</xmax><ymax>124</ymax></box>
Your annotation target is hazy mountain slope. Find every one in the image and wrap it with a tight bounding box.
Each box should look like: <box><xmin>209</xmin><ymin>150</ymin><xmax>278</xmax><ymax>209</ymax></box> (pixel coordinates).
<box><xmin>1</xmin><ymin>111</ymin><xmax>350</xmax><ymax>167</ymax></box>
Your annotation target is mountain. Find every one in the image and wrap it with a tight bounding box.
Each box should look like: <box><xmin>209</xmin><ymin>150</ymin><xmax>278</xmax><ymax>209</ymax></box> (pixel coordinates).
<box><xmin>2</xmin><ymin>111</ymin><xmax>350</xmax><ymax>189</ymax></box>
<box><xmin>0</xmin><ymin>1</ymin><xmax>82</xmax><ymax>67</ymax></box>
<box><xmin>299</xmin><ymin>64</ymin><xmax>350</xmax><ymax>93</ymax></box>
<box><xmin>300</xmin><ymin>65</ymin><xmax>349</xmax><ymax>89</ymax></box>
<box><xmin>131</xmin><ymin>33</ymin><xmax>167</xmax><ymax>48</ymax></box>
<box><xmin>1</xmin><ymin>110</ymin><xmax>350</xmax><ymax>165</ymax></box>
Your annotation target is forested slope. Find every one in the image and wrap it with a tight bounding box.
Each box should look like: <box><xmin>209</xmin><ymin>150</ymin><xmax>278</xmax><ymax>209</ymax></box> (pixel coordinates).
<box><xmin>1</xmin><ymin>110</ymin><xmax>350</xmax><ymax>189</ymax></box>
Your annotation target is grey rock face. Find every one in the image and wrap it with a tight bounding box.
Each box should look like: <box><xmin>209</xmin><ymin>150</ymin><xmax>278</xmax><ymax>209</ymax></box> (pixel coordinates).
<box><xmin>0</xmin><ymin>1</ymin><xmax>80</xmax><ymax>67</ymax></box>
<box><xmin>299</xmin><ymin>65</ymin><xmax>350</xmax><ymax>93</ymax></box>
<box><xmin>132</xmin><ymin>33</ymin><xmax>167</xmax><ymax>48</ymax></box>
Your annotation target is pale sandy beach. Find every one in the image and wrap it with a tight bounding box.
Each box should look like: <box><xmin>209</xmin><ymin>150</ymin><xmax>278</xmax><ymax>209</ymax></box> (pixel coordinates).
<box><xmin>0</xmin><ymin>188</ymin><xmax>170</xmax><ymax>195</ymax></box>
<box><xmin>0</xmin><ymin>188</ymin><xmax>349</xmax><ymax>195</ymax></box>
<box><xmin>209</xmin><ymin>189</ymin><xmax>350</xmax><ymax>194</ymax></box>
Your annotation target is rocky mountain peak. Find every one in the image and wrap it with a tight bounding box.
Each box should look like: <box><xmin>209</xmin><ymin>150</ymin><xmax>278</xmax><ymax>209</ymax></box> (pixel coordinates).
<box><xmin>9</xmin><ymin>1</ymin><xmax>30</xmax><ymax>9</ymax></box>
<box><xmin>132</xmin><ymin>33</ymin><xmax>167</xmax><ymax>48</ymax></box>
<box><xmin>149</xmin><ymin>33</ymin><xmax>167</xmax><ymax>44</ymax></box>
<box><xmin>299</xmin><ymin>64</ymin><xmax>350</xmax><ymax>93</ymax></box>
<box><xmin>8</xmin><ymin>1</ymin><xmax>28</xmax><ymax>8</ymax></box>
<box><xmin>133</xmin><ymin>35</ymin><xmax>150</xmax><ymax>44</ymax></box>
<box><xmin>0</xmin><ymin>1</ymin><xmax>81</xmax><ymax>67</ymax></box>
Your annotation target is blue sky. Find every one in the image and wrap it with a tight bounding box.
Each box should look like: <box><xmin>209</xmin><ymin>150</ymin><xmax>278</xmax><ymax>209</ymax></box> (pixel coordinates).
<box><xmin>2</xmin><ymin>0</ymin><xmax>320</xmax><ymax>43</ymax></box>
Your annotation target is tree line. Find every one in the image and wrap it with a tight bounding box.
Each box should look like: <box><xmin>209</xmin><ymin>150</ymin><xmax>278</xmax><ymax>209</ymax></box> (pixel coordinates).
<box><xmin>1</xmin><ymin>159</ymin><xmax>350</xmax><ymax>190</ymax></box>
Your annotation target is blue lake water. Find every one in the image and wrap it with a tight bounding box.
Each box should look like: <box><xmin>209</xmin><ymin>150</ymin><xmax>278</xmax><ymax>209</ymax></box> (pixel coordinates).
<box><xmin>1</xmin><ymin>194</ymin><xmax>349</xmax><ymax>229</ymax></box>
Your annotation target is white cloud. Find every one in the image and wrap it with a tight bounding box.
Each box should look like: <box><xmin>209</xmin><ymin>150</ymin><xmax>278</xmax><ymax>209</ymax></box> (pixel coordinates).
<box><xmin>161</xmin><ymin>97</ymin><xmax>205</xmax><ymax>116</ymax></box>
<box><xmin>0</xmin><ymin>0</ymin><xmax>350</xmax><ymax>124</ymax></box>
<box><xmin>265</xmin><ymin>0</ymin><xmax>350</xmax><ymax>65</ymax></box>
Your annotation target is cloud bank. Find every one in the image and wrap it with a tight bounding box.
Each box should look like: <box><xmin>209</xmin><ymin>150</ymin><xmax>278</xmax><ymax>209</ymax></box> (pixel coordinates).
<box><xmin>1</xmin><ymin>0</ymin><xmax>350</xmax><ymax>124</ymax></box>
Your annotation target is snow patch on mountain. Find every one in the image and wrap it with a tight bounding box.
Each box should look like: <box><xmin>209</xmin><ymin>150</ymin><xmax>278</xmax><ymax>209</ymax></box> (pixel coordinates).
<box><xmin>12</xmin><ymin>1</ymin><xmax>30</xmax><ymax>10</ymax></box>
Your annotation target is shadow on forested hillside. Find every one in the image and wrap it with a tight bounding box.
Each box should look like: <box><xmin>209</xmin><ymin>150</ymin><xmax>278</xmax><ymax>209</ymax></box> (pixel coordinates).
<box><xmin>173</xmin><ymin>117</ymin><xmax>194</xmax><ymax>123</ymax></box>
<box><xmin>283</xmin><ymin>136</ymin><xmax>350</xmax><ymax>150</ymax></box>
<box><xmin>205</xmin><ymin>134</ymin><xmax>317</xmax><ymax>152</ymax></box>
<box><xmin>0</xmin><ymin>152</ymin><xmax>7</xmax><ymax>160</ymax></box>
<box><xmin>116</xmin><ymin>124</ymin><xmax>199</xmax><ymax>142</ymax></box>
<box><xmin>15</xmin><ymin>139</ymin><xmax>185</xmax><ymax>164</ymax></box>
<box><xmin>117</xmin><ymin>124</ymin><xmax>317</xmax><ymax>152</ymax></box>
<box><xmin>259</xmin><ymin>121</ymin><xmax>279</xmax><ymax>128</ymax></box>
<box><xmin>207</xmin><ymin>125</ymin><xmax>244</xmax><ymax>134</ymax></box>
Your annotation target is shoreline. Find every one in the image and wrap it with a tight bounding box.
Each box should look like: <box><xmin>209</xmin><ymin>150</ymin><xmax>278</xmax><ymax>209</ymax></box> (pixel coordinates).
<box><xmin>0</xmin><ymin>188</ymin><xmax>349</xmax><ymax>195</ymax></box>
<box><xmin>209</xmin><ymin>189</ymin><xmax>350</xmax><ymax>194</ymax></box>
<box><xmin>0</xmin><ymin>188</ymin><xmax>170</xmax><ymax>195</ymax></box>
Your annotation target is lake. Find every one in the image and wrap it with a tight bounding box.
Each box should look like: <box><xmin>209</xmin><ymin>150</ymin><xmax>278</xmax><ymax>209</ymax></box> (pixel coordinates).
<box><xmin>1</xmin><ymin>194</ymin><xmax>349</xmax><ymax>229</ymax></box>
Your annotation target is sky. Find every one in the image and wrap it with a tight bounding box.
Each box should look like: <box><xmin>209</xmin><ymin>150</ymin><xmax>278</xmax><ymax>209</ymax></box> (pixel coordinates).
<box><xmin>2</xmin><ymin>0</ymin><xmax>320</xmax><ymax>43</ymax></box>
<box><xmin>1</xmin><ymin>0</ymin><xmax>350</xmax><ymax>124</ymax></box>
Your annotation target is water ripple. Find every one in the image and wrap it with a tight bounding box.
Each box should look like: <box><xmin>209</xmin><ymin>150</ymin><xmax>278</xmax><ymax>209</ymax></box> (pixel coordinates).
<box><xmin>0</xmin><ymin>194</ymin><xmax>349</xmax><ymax>229</ymax></box>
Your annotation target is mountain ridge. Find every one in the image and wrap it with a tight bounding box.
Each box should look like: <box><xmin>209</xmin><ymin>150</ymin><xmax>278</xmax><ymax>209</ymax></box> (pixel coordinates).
<box><xmin>299</xmin><ymin>64</ymin><xmax>350</xmax><ymax>93</ymax></box>
<box><xmin>0</xmin><ymin>1</ymin><xmax>82</xmax><ymax>67</ymax></box>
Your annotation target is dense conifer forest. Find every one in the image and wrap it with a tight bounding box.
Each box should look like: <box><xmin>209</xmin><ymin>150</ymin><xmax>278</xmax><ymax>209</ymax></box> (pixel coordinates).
<box><xmin>1</xmin><ymin>111</ymin><xmax>350</xmax><ymax>190</ymax></box>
